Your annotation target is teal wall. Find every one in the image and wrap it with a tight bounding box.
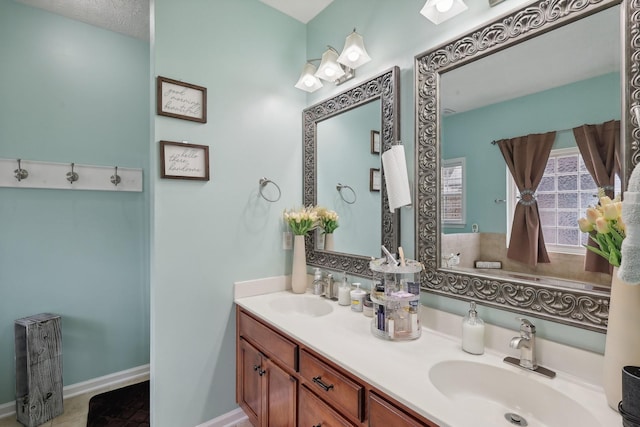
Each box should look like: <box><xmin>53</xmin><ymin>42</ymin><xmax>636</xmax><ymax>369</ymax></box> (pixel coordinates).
<box><xmin>0</xmin><ymin>1</ymin><xmax>150</xmax><ymax>405</ymax></box>
<box><xmin>317</xmin><ymin>100</ymin><xmax>381</xmax><ymax>256</ymax></box>
<box><xmin>152</xmin><ymin>1</ymin><xmax>306</xmax><ymax>425</ymax></box>
<box><xmin>0</xmin><ymin>0</ymin><xmax>616</xmax><ymax>422</ymax></box>
<box><xmin>442</xmin><ymin>72</ymin><xmax>621</xmax><ymax>234</ymax></box>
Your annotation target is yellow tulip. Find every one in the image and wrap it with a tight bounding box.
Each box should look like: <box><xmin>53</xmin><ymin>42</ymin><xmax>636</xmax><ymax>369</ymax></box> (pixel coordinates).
<box><xmin>603</xmin><ymin>203</ymin><xmax>618</xmax><ymax>220</ymax></box>
<box><xmin>578</xmin><ymin>217</ymin><xmax>593</xmax><ymax>233</ymax></box>
<box><xmin>614</xmin><ymin>201</ymin><xmax>623</xmax><ymax>216</ymax></box>
<box><xmin>600</xmin><ymin>196</ymin><xmax>613</xmax><ymax>206</ymax></box>
<box><xmin>595</xmin><ymin>217</ymin><xmax>610</xmax><ymax>234</ymax></box>
<box><xmin>586</xmin><ymin>207</ymin><xmax>601</xmax><ymax>224</ymax></box>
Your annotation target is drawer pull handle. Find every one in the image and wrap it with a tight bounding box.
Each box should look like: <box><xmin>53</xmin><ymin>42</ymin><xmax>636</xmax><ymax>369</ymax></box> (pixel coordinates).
<box><xmin>253</xmin><ymin>364</ymin><xmax>260</xmax><ymax>372</ymax></box>
<box><xmin>253</xmin><ymin>365</ymin><xmax>266</xmax><ymax>376</ymax></box>
<box><xmin>312</xmin><ymin>376</ymin><xmax>334</xmax><ymax>392</ymax></box>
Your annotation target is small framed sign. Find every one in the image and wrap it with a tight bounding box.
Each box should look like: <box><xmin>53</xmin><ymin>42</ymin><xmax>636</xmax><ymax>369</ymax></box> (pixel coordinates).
<box><xmin>370</xmin><ymin>130</ymin><xmax>381</xmax><ymax>154</ymax></box>
<box><xmin>156</xmin><ymin>76</ymin><xmax>207</xmax><ymax>123</ymax></box>
<box><xmin>370</xmin><ymin>168</ymin><xmax>381</xmax><ymax>192</ymax></box>
<box><xmin>160</xmin><ymin>141</ymin><xmax>210</xmax><ymax>181</ymax></box>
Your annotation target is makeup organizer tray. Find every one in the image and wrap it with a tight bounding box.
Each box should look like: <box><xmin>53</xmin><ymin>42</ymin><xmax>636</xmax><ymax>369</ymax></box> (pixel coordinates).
<box><xmin>369</xmin><ymin>258</ymin><xmax>423</xmax><ymax>341</ymax></box>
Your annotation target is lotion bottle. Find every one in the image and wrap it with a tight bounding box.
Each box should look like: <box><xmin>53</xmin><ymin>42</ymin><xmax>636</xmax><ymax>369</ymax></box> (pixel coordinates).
<box><xmin>350</xmin><ymin>283</ymin><xmax>366</xmax><ymax>312</ymax></box>
<box><xmin>462</xmin><ymin>301</ymin><xmax>485</xmax><ymax>355</ymax></box>
<box><xmin>338</xmin><ymin>272</ymin><xmax>351</xmax><ymax>306</ymax></box>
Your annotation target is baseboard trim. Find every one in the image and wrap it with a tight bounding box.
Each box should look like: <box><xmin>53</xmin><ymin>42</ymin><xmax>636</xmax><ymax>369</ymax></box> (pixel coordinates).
<box><xmin>0</xmin><ymin>364</ymin><xmax>150</xmax><ymax>420</ymax></box>
<box><xmin>196</xmin><ymin>407</ymin><xmax>248</xmax><ymax>427</ymax></box>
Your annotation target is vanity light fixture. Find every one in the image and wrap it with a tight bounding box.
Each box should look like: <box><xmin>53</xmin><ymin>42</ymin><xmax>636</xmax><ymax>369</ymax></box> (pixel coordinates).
<box><xmin>294</xmin><ymin>62</ymin><xmax>324</xmax><ymax>93</ymax></box>
<box><xmin>420</xmin><ymin>0</ymin><xmax>468</xmax><ymax>24</ymax></box>
<box><xmin>295</xmin><ymin>29</ymin><xmax>371</xmax><ymax>92</ymax></box>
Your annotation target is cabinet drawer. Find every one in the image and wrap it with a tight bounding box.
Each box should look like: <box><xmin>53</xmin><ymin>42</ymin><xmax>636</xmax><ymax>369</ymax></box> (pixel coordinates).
<box><xmin>299</xmin><ymin>349</ymin><xmax>364</xmax><ymax>421</ymax></box>
<box><xmin>299</xmin><ymin>384</ymin><xmax>356</xmax><ymax>427</ymax></box>
<box><xmin>238</xmin><ymin>310</ymin><xmax>298</xmax><ymax>371</ymax></box>
<box><xmin>369</xmin><ymin>392</ymin><xmax>437</xmax><ymax>427</ymax></box>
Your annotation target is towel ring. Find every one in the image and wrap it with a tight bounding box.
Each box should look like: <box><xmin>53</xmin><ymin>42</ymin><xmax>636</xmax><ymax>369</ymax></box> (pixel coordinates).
<box><xmin>259</xmin><ymin>177</ymin><xmax>281</xmax><ymax>202</ymax></box>
<box><xmin>336</xmin><ymin>183</ymin><xmax>356</xmax><ymax>204</ymax></box>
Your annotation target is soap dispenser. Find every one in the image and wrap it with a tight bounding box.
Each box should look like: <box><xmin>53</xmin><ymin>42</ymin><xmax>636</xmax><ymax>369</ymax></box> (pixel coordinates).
<box><xmin>350</xmin><ymin>283</ymin><xmax>366</xmax><ymax>312</ymax></box>
<box><xmin>462</xmin><ymin>301</ymin><xmax>485</xmax><ymax>355</ymax></box>
<box><xmin>338</xmin><ymin>272</ymin><xmax>351</xmax><ymax>306</ymax></box>
<box><xmin>312</xmin><ymin>268</ymin><xmax>323</xmax><ymax>295</ymax></box>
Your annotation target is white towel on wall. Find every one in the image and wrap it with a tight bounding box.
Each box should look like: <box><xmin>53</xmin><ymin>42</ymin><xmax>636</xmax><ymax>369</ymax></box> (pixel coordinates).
<box><xmin>381</xmin><ymin>145</ymin><xmax>411</xmax><ymax>212</ymax></box>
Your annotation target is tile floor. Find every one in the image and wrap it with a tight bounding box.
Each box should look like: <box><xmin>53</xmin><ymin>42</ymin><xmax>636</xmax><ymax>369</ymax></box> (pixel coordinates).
<box><xmin>0</xmin><ymin>376</ymin><xmax>151</xmax><ymax>427</ymax></box>
<box><xmin>0</xmin><ymin>377</ymin><xmax>251</xmax><ymax>427</ymax></box>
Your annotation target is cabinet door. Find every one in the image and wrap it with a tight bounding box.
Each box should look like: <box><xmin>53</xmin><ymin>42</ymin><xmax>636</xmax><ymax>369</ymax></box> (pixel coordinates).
<box><xmin>238</xmin><ymin>338</ymin><xmax>263</xmax><ymax>426</ymax></box>
<box><xmin>369</xmin><ymin>392</ymin><xmax>436</xmax><ymax>427</ymax></box>
<box><xmin>264</xmin><ymin>358</ymin><xmax>297</xmax><ymax>427</ymax></box>
<box><xmin>299</xmin><ymin>384</ymin><xmax>355</xmax><ymax>427</ymax></box>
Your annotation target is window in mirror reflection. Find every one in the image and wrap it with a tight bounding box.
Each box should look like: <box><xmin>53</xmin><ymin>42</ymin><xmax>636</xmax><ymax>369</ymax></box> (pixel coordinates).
<box><xmin>441</xmin><ymin>157</ymin><xmax>466</xmax><ymax>226</ymax></box>
<box><xmin>506</xmin><ymin>147</ymin><xmax>621</xmax><ymax>254</ymax></box>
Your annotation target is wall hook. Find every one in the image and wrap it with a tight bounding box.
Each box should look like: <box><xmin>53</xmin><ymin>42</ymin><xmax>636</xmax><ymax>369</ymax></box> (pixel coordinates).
<box><xmin>110</xmin><ymin>166</ymin><xmax>121</xmax><ymax>186</ymax></box>
<box><xmin>336</xmin><ymin>183</ymin><xmax>357</xmax><ymax>204</ymax></box>
<box><xmin>258</xmin><ymin>177</ymin><xmax>281</xmax><ymax>202</ymax></box>
<box><xmin>66</xmin><ymin>163</ymin><xmax>79</xmax><ymax>184</ymax></box>
<box><xmin>14</xmin><ymin>159</ymin><xmax>28</xmax><ymax>182</ymax></box>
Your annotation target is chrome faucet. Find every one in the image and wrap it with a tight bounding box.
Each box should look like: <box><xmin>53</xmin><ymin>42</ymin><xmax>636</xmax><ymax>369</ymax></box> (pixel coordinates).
<box><xmin>509</xmin><ymin>317</ymin><xmax>537</xmax><ymax>370</ymax></box>
<box><xmin>322</xmin><ymin>273</ymin><xmax>338</xmax><ymax>301</ymax></box>
<box><xmin>504</xmin><ymin>317</ymin><xmax>556</xmax><ymax>378</ymax></box>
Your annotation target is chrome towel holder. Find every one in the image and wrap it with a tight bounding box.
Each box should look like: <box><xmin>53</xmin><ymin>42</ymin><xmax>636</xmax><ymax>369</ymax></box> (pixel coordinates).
<box><xmin>336</xmin><ymin>183</ymin><xmax>356</xmax><ymax>204</ymax></box>
<box><xmin>259</xmin><ymin>177</ymin><xmax>281</xmax><ymax>202</ymax></box>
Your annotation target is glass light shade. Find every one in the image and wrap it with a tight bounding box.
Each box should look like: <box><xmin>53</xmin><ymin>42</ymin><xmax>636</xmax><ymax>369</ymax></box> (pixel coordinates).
<box><xmin>420</xmin><ymin>0</ymin><xmax>468</xmax><ymax>24</ymax></box>
<box><xmin>314</xmin><ymin>48</ymin><xmax>346</xmax><ymax>82</ymax></box>
<box><xmin>337</xmin><ymin>31</ymin><xmax>371</xmax><ymax>69</ymax></box>
<box><xmin>295</xmin><ymin>62</ymin><xmax>323</xmax><ymax>93</ymax></box>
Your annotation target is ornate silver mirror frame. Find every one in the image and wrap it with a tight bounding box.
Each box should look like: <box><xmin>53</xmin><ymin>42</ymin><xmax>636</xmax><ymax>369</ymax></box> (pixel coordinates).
<box><xmin>304</xmin><ymin>66</ymin><xmax>400</xmax><ymax>278</ymax></box>
<box><xmin>415</xmin><ymin>0</ymin><xmax>640</xmax><ymax>332</ymax></box>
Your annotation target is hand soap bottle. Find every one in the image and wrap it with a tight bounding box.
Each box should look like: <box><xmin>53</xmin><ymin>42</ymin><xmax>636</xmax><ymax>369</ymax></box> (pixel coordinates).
<box><xmin>462</xmin><ymin>301</ymin><xmax>485</xmax><ymax>355</ymax></box>
<box><xmin>338</xmin><ymin>272</ymin><xmax>351</xmax><ymax>306</ymax></box>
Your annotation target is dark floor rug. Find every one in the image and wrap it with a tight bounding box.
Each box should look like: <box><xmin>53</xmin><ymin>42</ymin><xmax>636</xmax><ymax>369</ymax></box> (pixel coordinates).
<box><xmin>87</xmin><ymin>380</ymin><xmax>150</xmax><ymax>427</ymax></box>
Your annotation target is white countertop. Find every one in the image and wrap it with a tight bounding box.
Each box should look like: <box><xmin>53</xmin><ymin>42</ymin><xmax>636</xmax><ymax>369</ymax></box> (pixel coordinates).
<box><xmin>235</xmin><ymin>288</ymin><xmax>621</xmax><ymax>427</ymax></box>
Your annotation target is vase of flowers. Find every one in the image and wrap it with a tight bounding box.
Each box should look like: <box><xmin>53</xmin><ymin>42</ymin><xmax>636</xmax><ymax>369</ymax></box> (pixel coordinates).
<box><xmin>284</xmin><ymin>206</ymin><xmax>318</xmax><ymax>294</ymax></box>
<box><xmin>315</xmin><ymin>207</ymin><xmax>339</xmax><ymax>251</ymax></box>
<box><xmin>579</xmin><ymin>190</ymin><xmax>640</xmax><ymax>411</ymax></box>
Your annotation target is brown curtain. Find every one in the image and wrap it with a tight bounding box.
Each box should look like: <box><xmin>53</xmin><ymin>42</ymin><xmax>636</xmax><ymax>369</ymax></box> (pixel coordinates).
<box><xmin>497</xmin><ymin>132</ymin><xmax>556</xmax><ymax>266</ymax></box>
<box><xmin>573</xmin><ymin>119</ymin><xmax>621</xmax><ymax>274</ymax></box>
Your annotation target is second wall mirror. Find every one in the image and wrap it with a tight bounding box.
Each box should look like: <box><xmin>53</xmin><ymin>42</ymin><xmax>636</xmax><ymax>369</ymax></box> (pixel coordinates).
<box><xmin>415</xmin><ymin>0</ymin><xmax>640</xmax><ymax>332</ymax></box>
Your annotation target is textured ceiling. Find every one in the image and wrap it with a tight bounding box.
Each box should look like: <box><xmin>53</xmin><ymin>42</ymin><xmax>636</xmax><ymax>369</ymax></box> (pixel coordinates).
<box><xmin>14</xmin><ymin>0</ymin><xmax>150</xmax><ymax>40</ymax></box>
<box><xmin>13</xmin><ymin>0</ymin><xmax>330</xmax><ymax>41</ymax></box>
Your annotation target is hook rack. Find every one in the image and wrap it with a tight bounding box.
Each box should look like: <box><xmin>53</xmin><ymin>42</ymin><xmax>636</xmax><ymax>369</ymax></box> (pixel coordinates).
<box><xmin>258</xmin><ymin>177</ymin><xmax>281</xmax><ymax>202</ymax></box>
<box><xmin>336</xmin><ymin>183</ymin><xmax>357</xmax><ymax>204</ymax></box>
<box><xmin>1</xmin><ymin>158</ymin><xmax>143</xmax><ymax>192</ymax></box>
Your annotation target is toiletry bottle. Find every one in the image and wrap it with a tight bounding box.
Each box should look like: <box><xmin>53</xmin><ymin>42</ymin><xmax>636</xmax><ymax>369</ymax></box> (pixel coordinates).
<box><xmin>462</xmin><ymin>301</ymin><xmax>485</xmax><ymax>355</ymax></box>
<box><xmin>350</xmin><ymin>283</ymin><xmax>366</xmax><ymax>312</ymax></box>
<box><xmin>312</xmin><ymin>268</ymin><xmax>323</xmax><ymax>295</ymax></box>
<box><xmin>338</xmin><ymin>272</ymin><xmax>351</xmax><ymax>306</ymax></box>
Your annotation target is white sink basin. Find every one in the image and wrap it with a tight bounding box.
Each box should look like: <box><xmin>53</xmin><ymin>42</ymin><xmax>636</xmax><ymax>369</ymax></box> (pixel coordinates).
<box><xmin>429</xmin><ymin>360</ymin><xmax>599</xmax><ymax>427</ymax></box>
<box><xmin>268</xmin><ymin>295</ymin><xmax>333</xmax><ymax>317</ymax></box>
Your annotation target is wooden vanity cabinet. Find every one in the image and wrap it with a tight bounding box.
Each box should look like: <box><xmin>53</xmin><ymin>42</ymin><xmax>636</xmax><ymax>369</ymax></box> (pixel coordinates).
<box><xmin>369</xmin><ymin>392</ymin><xmax>437</xmax><ymax>427</ymax></box>
<box><xmin>299</xmin><ymin>348</ymin><xmax>364</xmax><ymax>422</ymax></box>
<box><xmin>236</xmin><ymin>306</ymin><xmax>439</xmax><ymax>427</ymax></box>
<box><xmin>237</xmin><ymin>309</ymin><xmax>298</xmax><ymax>427</ymax></box>
<box><xmin>299</xmin><ymin>383</ymin><xmax>357</xmax><ymax>427</ymax></box>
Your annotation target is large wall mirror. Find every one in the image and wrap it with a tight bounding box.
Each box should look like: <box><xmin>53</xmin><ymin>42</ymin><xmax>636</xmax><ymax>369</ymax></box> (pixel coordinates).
<box><xmin>415</xmin><ymin>0</ymin><xmax>640</xmax><ymax>332</ymax></box>
<box><xmin>304</xmin><ymin>66</ymin><xmax>400</xmax><ymax>277</ymax></box>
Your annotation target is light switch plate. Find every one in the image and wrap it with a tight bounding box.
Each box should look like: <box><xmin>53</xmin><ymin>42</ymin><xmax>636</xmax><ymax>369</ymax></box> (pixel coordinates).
<box><xmin>282</xmin><ymin>231</ymin><xmax>293</xmax><ymax>250</ymax></box>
